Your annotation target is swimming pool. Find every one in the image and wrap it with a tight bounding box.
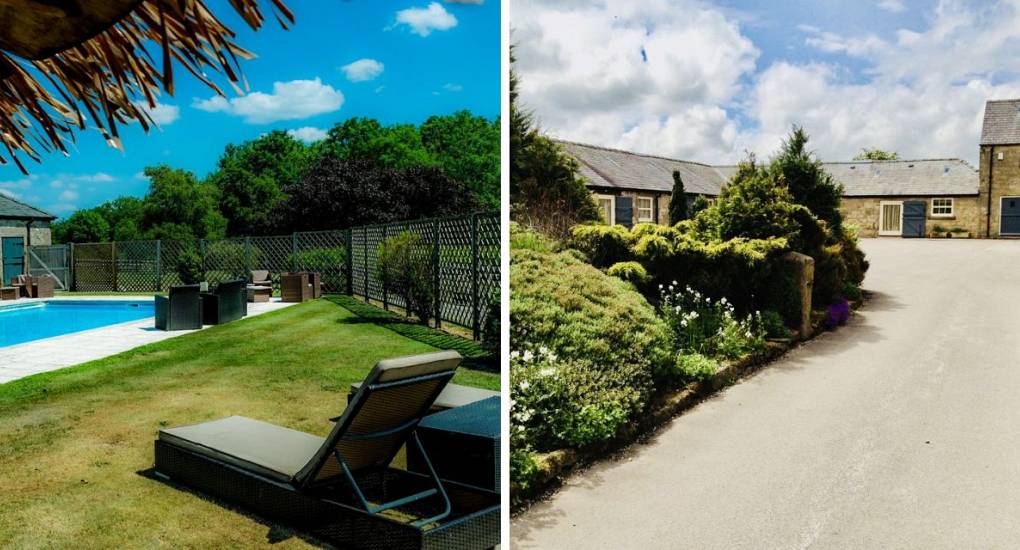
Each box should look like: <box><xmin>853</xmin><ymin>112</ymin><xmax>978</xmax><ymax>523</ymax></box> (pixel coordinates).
<box><xmin>0</xmin><ymin>300</ymin><xmax>154</xmax><ymax>348</ymax></box>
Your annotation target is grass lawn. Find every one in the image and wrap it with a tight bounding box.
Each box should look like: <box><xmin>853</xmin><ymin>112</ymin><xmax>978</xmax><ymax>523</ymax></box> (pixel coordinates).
<box><xmin>0</xmin><ymin>297</ymin><xmax>497</xmax><ymax>548</ymax></box>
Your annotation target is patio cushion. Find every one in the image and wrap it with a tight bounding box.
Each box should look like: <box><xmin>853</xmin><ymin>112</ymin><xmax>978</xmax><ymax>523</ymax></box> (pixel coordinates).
<box><xmin>372</xmin><ymin>350</ymin><xmax>463</xmax><ymax>382</ymax></box>
<box><xmin>350</xmin><ymin>381</ymin><xmax>497</xmax><ymax>410</ymax></box>
<box><xmin>159</xmin><ymin>416</ymin><xmax>323</xmax><ymax>483</ymax></box>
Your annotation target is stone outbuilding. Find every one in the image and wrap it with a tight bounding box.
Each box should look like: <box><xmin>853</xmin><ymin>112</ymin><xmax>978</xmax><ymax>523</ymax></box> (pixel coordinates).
<box><xmin>0</xmin><ymin>194</ymin><xmax>54</xmax><ymax>284</ymax></box>
<box><xmin>562</xmin><ymin>98</ymin><xmax>1020</xmax><ymax>239</ymax></box>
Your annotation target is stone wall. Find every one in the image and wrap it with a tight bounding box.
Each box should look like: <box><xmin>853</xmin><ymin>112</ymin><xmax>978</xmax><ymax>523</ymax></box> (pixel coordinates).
<box><xmin>979</xmin><ymin>144</ymin><xmax>1020</xmax><ymax>237</ymax></box>
<box><xmin>0</xmin><ymin>221</ymin><xmax>52</xmax><ymax>281</ymax></box>
<box><xmin>840</xmin><ymin>196</ymin><xmax>983</xmax><ymax>238</ymax></box>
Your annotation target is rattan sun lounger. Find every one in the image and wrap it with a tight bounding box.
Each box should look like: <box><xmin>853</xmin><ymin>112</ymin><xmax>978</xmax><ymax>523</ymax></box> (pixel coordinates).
<box><xmin>153</xmin><ymin>350</ymin><xmax>499</xmax><ymax>549</ymax></box>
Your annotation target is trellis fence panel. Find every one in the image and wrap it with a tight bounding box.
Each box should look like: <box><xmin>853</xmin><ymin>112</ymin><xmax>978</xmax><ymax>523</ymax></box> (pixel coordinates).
<box><xmin>33</xmin><ymin>212</ymin><xmax>498</xmax><ymax>339</ymax></box>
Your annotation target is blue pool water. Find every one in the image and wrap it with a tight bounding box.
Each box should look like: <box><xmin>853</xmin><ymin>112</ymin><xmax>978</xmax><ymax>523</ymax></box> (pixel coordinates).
<box><xmin>0</xmin><ymin>300</ymin><xmax>154</xmax><ymax>348</ymax></box>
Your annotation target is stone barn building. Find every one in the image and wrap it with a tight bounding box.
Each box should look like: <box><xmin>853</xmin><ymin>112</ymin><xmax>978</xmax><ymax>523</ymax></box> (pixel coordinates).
<box><xmin>0</xmin><ymin>194</ymin><xmax>54</xmax><ymax>284</ymax></box>
<box><xmin>562</xmin><ymin>98</ymin><xmax>1020</xmax><ymax>239</ymax></box>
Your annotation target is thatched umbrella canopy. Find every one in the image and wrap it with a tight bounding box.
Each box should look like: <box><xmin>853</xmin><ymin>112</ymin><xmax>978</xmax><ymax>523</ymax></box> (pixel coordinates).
<box><xmin>0</xmin><ymin>0</ymin><xmax>293</xmax><ymax>172</ymax></box>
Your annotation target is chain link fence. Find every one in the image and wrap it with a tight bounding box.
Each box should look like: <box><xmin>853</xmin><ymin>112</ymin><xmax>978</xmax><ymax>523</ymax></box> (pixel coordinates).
<box><xmin>26</xmin><ymin>212</ymin><xmax>499</xmax><ymax>339</ymax></box>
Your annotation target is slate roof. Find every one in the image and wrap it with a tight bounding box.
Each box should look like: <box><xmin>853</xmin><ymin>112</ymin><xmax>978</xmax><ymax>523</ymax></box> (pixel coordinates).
<box><xmin>560</xmin><ymin>140</ymin><xmax>979</xmax><ymax>198</ymax></box>
<box><xmin>980</xmin><ymin>99</ymin><xmax>1020</xmax><ymax>145</ymax></box>
<box><xmin>558</xmin><ymin>141</ymin><xmax>730</xmax><ymax>195</ymax></box>
<box><xmin>0</xmin><ymin>194</ymin><xmax>55</xmax><ymax>220</ymax></box>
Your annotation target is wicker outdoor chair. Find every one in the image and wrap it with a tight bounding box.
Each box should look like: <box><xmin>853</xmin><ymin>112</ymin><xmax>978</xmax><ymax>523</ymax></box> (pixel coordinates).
<box><xmin>153</xmin><ymin>350</ymin><xmax>500</xmax><ymax>549</ymax></box>
<box><xmin>154</xmin><ymin>284</ymin><xmax>203</xmax><ymax>331</ymax></box>
<box><xmin>247</xmin><ymin>270</ymin><xmax>272</xmax><ymax>303</ymax></box>
<box><xmin>201</xmin><ymin>279</ymin><xmax>246</xmax><ymax>325</ymax></box>
<box><xmin>29</xmin><ymin>275</ymin><xmax>55</xmax><ymax>298</ymax></box>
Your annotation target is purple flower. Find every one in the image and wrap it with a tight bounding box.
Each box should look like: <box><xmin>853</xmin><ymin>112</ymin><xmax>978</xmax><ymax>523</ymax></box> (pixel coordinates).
<box><xmin>824</xmin><ymin>298</ymin><xmax>850</xmax><ymax>329</ymax></box>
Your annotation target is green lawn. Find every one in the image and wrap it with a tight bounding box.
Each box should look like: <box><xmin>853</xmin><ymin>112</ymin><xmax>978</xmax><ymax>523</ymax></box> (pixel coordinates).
<box><xmin>0</xmin><ymin>298</ymin><xmax>497</xmax><ymax>548</ymax></box>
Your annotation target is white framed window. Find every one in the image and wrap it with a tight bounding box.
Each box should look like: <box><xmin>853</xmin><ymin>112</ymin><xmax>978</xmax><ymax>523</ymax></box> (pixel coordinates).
<box><xmin>931</xmin><ymin>198</ymin><xmax>954</xmax><ymax>217</ymax></box>
<box><xmin>635</xmin><ymin>196</ymin><xmax>654</xmax><ymax>222</ymax></box>
<box><xmin>879</xmin><ymin>201</ymin><xmax>903</xmax><ymax>236</ymax></box>
<box><xmin>596</xmin><ymin>194</ymin><xmax>615</xmax><ymax>225</ymax></box>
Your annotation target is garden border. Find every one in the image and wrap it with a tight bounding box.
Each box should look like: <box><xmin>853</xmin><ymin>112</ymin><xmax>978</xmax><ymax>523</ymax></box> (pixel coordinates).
<box><xmin>510</xmin><ymin>296</ymin><xmax>867</xmax><ymax>510</ymax></box>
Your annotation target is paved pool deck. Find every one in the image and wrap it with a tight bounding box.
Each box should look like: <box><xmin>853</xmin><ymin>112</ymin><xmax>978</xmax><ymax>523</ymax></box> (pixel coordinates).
<box><xmin>0</xmin><ymin>296</ymin><xmax>295</xmax><ymax>385</ymax></box>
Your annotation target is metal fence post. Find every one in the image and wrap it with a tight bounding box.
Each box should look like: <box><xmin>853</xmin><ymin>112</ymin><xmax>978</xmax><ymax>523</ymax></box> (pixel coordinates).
<box><xmin>433</xmin><ymin>218</ymin><xmax>441</xmax><ymax>328</ymax></box>
<box><xmin>154</xmin><ymin>240</ymin><xmax>162</xmax><ymax>292</ymax></box>
<box><xmin>291</xmin><ymin>233</ymin><xmax>299</xmax><ymax>272</ymax></box>
<box><xmin>381</xmin><ymin>225</ymin><xmax>388</xmax><ymax>311</ymax></box>
<box><xmin>111</xmin><ymin>242</ymin><xmax>118</xmax><ymax>292</ymax></box>
<box><xmin>69</xmin><ymin>242</ymin><xmax>75</xmax><ymax>291</ymax></box>
<box><xmin>345</xmin><ymin>229</ymin><xmax>353</xmax><ymax>295</ymax></box>
<box><xmin>471</xmin><ymin>213</ymin><xmax>480</xmax><ymax>340</ymax></box>
<box><xmin>244</xmin><ymin>237</ymin><xmax>252</xmax><ymax>274</ymax></box>
<box><xmin>363</xmin><ymin>227</ymin><xmax>369</xmax><ymax>301</ymax></box>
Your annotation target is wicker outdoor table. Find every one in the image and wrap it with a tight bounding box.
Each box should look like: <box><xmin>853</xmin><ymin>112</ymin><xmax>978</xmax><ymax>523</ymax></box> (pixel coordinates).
<box><xmin>408</xmin><ymin>396</ymin><xmax>500</xmax><ymax>493</ymax></box>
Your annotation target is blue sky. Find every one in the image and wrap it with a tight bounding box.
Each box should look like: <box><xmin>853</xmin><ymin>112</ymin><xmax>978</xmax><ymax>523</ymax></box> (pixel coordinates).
<box><xmin>514</xmin><ymin>0</ymin><xmax>1020</xmax><ymax>166</ymax></box>
<box><xmin>0</xmin><ymin>0</ymin><xmax>500</xmax><ymax>218</ymax></box>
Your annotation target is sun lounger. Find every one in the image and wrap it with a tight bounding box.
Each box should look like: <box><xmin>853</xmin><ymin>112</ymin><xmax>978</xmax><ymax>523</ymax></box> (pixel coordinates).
<box><xmin>152</xmin><ymin>350</ymin><xmax>499</xmax><ymax>548</ymax></box>
<box><xmin>348</xmin><ymin>381</ymin><xmax>498</xmax><ymax>412</ymax></box>
<box><xmin>155</xmin><ymin>284</ymin><xmax>202</xmax><ymax>331</ymax></box>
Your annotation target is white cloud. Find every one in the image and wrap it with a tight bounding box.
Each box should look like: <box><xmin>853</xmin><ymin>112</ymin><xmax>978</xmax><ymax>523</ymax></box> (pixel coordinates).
<box><xmin>59</xmin><ymin>189</ymin><xmax>79</xmax><ymax>202</ymax></box>
<box><xmin>515</xmin><ymin>0</ymin><xmax>1020</xmax><ymax>165</ymax></box>
<box><xmin>877</xmin><ymin>0</ymin><xmax>907</xmax><ymax>12</ymax></box>
<box><xmin>445</xmin><ymin>0</ymin><xmax>483</xmax><ymax>3</ymax></box>
<box><xmin>287</xmin><ymin>126</ymin><xmax>328</xmax><ymax>142</ymax></box>
<box><xmin>443</xmin><ymin>83</ymin><xmax>464</xmax><ymax>92</ymax></box>
<box><xmin>392</xmin><ymin>3</ymin><xmax>458</xmax><ymax>37</ymax></box>
<box><xmin>0</xmin><ymin>176</ymin><xmax>35</xmax><ymax>191</ymax></box>
<box><xmin>133</xmin><ymin>171</ymin><xmax>148</xmax><ymax>181</ymax></box>
<box><xmin>341</xmin><ymin>58</ymin><xmax>385</xmax><ymax>82</ymax></box>
<box><xmin>192</xmin><ymin>78</ymin><xmax>344</xmax><ymax>123</ymax></box>
<box><xmin>134</xmin><ymin>100</ymin><xmax>180</xmax><ymax>125</ymax></box>
<box><xmin>0</xmin><ymin>189</ymin><xmax>19</xmax><ymax>199</ymax></box>
<box><xmin>513</xmin><ymin>0</ymin><xmax>757</xmax><ymax>161</ymax></box>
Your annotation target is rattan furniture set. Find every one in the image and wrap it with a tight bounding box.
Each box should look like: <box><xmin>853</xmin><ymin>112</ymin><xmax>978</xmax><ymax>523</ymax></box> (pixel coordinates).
<box><xmin>153</xmin><ymin>350</ymin><xmax>501</xmax><ymax>549</ymax></box>
<box><xmin>1</xmin><ymin>274</ymin><xmax>55</xmax><ymax>301</ymax></box>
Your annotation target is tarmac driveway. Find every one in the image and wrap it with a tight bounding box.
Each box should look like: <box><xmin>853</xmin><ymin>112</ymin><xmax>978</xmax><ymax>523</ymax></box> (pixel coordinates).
<box><xmin>513</xmin><ymin>238</ymin><xmax>1020</xmax><ymax>549</ymax></box>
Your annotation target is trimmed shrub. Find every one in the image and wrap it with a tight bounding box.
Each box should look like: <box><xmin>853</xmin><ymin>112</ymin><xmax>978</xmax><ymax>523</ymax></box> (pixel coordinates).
<box><xmin>481</xmin><ymin>290</ymin><xmax>500</xmax><ymax>359</ymax></box>
<box><xmin>292</xmin><ymin>246</ymin><xmax>347</xmax><ymax>292</ymax></box>
<box><xmin>510</xmin><ymin>221</ymin><xmax>556</xmax><ymax>253</ymax></box>
<box><xmin>607</xmin><ymin>261</ymin><xmax>649</xmax><ymax>285</ymax></box>
<box><xmin>673</xmin><ymin>353</ymin><xmax>719</xmax><ymax>383</ymax></box>
<box><xmin>377</xmin><ymin>231</ymin><xmax>435</xmax><ymax>324</ymax></box>
<box><xmin>760</xmin><ymin>309</ymin><xmax>792</xmax><ymax>339</ymax></box>
<box><xmin>175</xmin><ymin>248</ymin><xmax>204</xmax><ymax>285</ymax></box>
<box><xmin>566</xmin><ymin>223</ymin><xmax>634</xmax><ymax>268</ymax></box>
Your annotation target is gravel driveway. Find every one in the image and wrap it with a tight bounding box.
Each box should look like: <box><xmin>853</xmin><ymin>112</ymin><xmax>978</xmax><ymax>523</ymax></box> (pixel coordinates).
<box><xmin>513</xmin><ymin>238</ymin><xmax>1020</xmax><ymax>549</ymax></box>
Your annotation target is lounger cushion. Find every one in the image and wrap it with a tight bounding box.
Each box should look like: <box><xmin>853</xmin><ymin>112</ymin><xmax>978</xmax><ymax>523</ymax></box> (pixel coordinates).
<box><xmin>159</xmin><ymin>416</ymin><xmax>323</xmax><ymax>483</ymax></box>
<box><xmin>350</xmin><ymin>381</ymin><xmax>497</xmax><ymax>410</ymax></box>
<box><xmin>372</xmin><ymin>350</ymin><xmax>463</xmax><ymax>382</ymax></box>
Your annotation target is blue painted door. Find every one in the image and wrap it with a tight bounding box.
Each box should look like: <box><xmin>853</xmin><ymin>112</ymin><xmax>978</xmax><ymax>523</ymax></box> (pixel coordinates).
<box><xmin>1002</xmin><ymin>197</ymin><xmax>1020</xmax><ymax>235</ymax></box>
<box><xmin>2</xmin><ymin>237</ymin><xmax>24</xmax><ymax>285</ymax></box>
<box><xmin>902</xmin><ymin>201</ymin><xmax>926</xmax><ymax>238</ymax></box>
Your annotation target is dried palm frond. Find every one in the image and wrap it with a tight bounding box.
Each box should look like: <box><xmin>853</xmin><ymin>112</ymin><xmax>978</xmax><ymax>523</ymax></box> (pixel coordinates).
<box><xmin>0</xmin><ymin>0</ymin><xmax>294</xmax><ymax>173</ymax></box>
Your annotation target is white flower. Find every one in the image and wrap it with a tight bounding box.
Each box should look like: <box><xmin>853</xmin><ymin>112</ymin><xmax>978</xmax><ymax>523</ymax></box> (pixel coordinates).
<box><xmin>672</xmin><ymin>280</ymin><xmax>678</xmax><ymax>286</ymax></box>
<box><xmin>522</xmin><ymin>350</ymin><xmax>534</xmax><ymax>363</ymax></box>
<box><xmin>519</xmin><ymin>380</ymin><xmax>530</xmax><ymax>390</ymax></box>
<box><xmin>680</xmin><ymin>319</ymin><xmax>688</xmax><ymax>327</ymax></box>
<box><xmin>540</xmin><ymin>367</ymin><xmax>555</xmax><ymax>377</ymax></box>
<box><xmin>510</xmin><ymin>350</ymin><xmax>520</xmax><ymax>359</ymax></box>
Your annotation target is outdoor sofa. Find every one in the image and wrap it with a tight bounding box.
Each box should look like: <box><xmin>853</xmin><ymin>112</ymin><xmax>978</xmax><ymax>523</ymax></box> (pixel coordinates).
<box><xmin>155</xmin><ymin>284</ymin><xmax>202</xmax><ymax>331</ymax></box>
<box><xmin>153</xmin><ymin>350</ymin><xmax>499</xmax><ymax>549</ymax></box>
<box><xmin>201</xmin><ymin>279</ymin><xmax>247</xmax><ymax>325</ymax></box>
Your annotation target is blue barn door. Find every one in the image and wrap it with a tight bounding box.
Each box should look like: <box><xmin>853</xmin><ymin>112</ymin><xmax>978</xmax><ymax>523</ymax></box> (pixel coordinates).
<box><xmin>902</xmin><ymin>201</ymin><xmax>926</xmax><ymax>238</ymax></box>
<box><xmin>1002</xmin><ymin>197</ymin><xmax>1020</xmax><ymax>236</ymax></box>
<box><xmin>2</xmin><ymin>236</ymin><xmax>24</xmax><ymax>285</ymax></box>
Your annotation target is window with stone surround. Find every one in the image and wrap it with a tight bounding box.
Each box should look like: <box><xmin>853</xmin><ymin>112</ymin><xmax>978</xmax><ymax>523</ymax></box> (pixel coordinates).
<box><xmin>635</xmin><ymin>196</ymin><xmax>654</xmax><ymax>222</ymax></box>
<box><xmin>931</xmin><ymin>198</ymin><xmax>954</xmax><ymax>217</ymax></box>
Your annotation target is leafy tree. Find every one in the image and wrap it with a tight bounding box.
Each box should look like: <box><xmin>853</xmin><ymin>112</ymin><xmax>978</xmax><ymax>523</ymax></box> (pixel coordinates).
<box><xmin>140</xmin><ymin>165</ymin><xmax>226</xmax><ymax>241</ymax></box>
<box><xmin>771</xmin><ymin>126</ymin><xmax>844</xmax><ymax>234</ymax></box>
<box><xmin>668</xmin><ymin>170</ymin><xmax>688</xmax><ymax>225</ymax></box>
<box><xmin>51</xmin><ymin>210</ymin><xmax>110</xmax><ymax>243</ymax></box>
<box><xmin>420</xmin><ymin>111</ymin><xmax>500</xmax><ymax>209</ymax></box>
<box><xmin>274</xmin><ymin>157</ymin><xmax>478</xmax><ymax>232</ymax></box>
<box><xmin>206</xmin><ymin>131</ymin><xmax>306</xmax><ymax>236</ymax></box>
<box><xmin>314</xmin><ymin>117</ymin><xmax>435</xmax><ymax>170</ymax></box>
<box><xmin>95</xmin><ymin>197</ymin><xmax>144</xmax><ymax>241</ymax></box>
<box><xmin>853</xmin><ymin>148</ymin><xmax>900</xmax><ymax>161</ymax></box>
<box><xmin>510</xmin><ymin>47</ymin><xmax>599</xmax><ymax>239</ymax></box>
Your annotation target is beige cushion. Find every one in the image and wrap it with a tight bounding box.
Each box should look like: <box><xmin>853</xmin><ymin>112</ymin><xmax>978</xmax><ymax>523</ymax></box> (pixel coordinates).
<box><xmin>159</xmin><ymin>416</ymin><xmax>323</xmax><ymax>483</ymax></box>
<box><xmin>371</xmin><ymin>350</ymin><xmax>462</xmax><ymax>382</ymax></box>
<box><xmin>350</xmin><ymin>381</ymin><xmax>496</xmax><ymax>410</ymax></box>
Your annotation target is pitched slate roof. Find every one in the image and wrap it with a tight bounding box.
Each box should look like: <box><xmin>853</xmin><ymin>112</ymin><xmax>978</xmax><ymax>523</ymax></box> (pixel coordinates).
<box><xmin>559</xmin><ymin>140</ymin><xmax>979</xmax><ymax>197</ymax></box>
<box><xmin>558</xmin><ymin>140</ymin><xmax>730</xmax><ymax>195</ymax></box>
<box><xmin>980</xmin><ymin>99</ymin><xmax>1020</xmax><ymax>145</ymax></box>
<box><xmin>0</xmin><ymin>194</ymin><xmax>55</xmax><ymax>220</ymax></box>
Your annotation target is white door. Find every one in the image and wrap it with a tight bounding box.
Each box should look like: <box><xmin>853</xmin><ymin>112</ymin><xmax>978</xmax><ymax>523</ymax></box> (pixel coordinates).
<box><xmin>596</xmin><ymin>195</ymin><xmax>615</xmax><ymax>225</ymax></box>
<box><xmin>879</xmin><ymin>201</ymin><xmax>903</xmax><ymax>236</ymax></box>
